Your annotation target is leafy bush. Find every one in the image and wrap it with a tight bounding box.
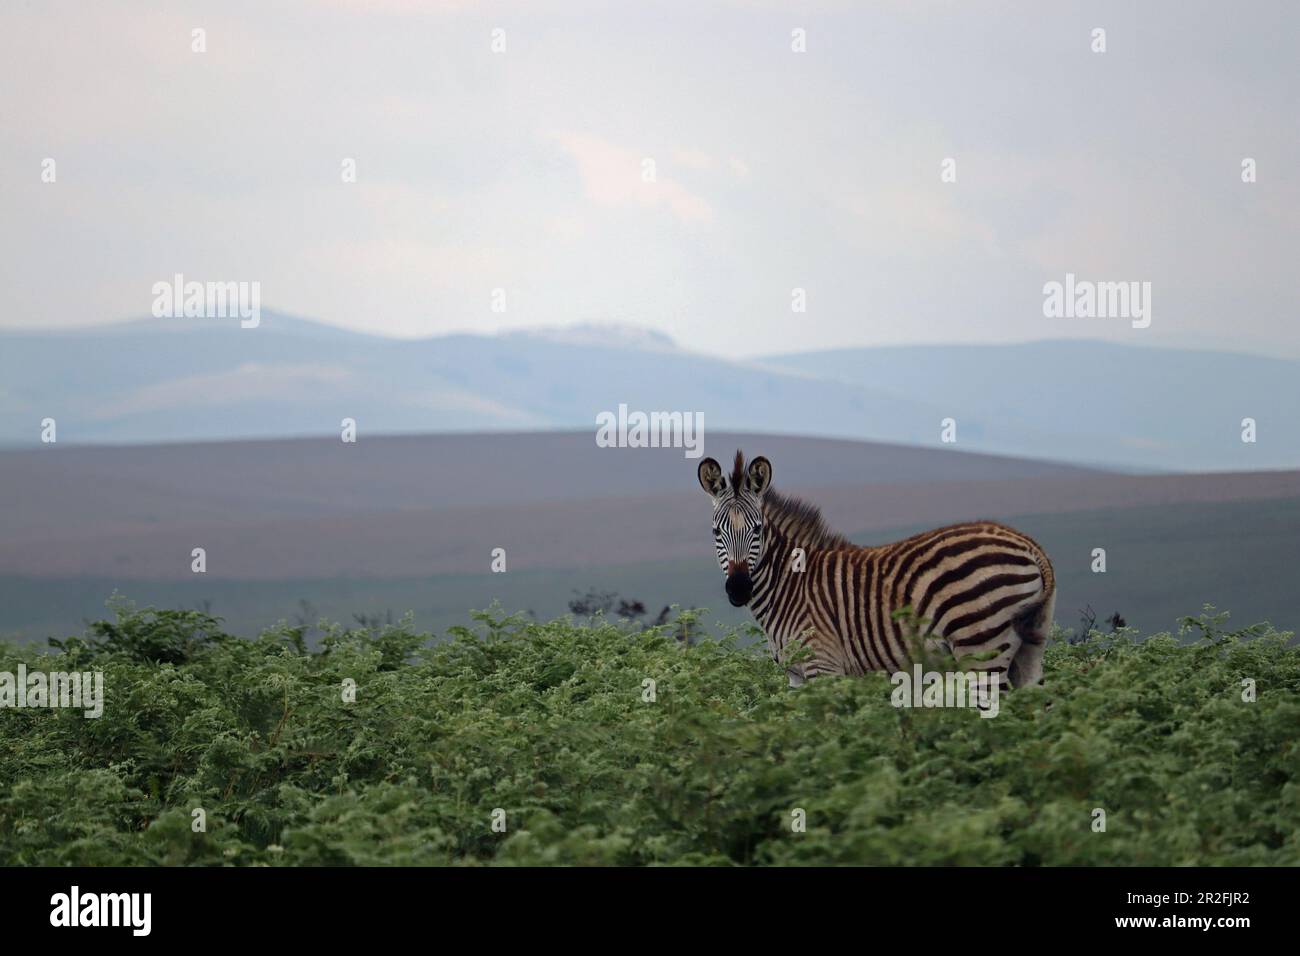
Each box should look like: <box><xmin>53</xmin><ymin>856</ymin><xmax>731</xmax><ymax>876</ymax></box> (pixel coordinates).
<box><xmin>1</xmin><ymin>603</ymin><xmax>1297</xmax><ymax>865</ymax></box>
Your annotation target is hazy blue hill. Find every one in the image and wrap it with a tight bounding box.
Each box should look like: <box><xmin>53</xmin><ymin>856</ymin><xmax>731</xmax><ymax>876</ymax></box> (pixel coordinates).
<box><xmin>0</xmin><ymin>314</ymin><xmax>964</xmax><ymax>449</ymax></box>
<box><xmin>4</xmin><ymin>316</ymin><xmax>1297</xmax><ymax>470</ymax></box>
<box><xmin>764</xmin><ymin>341</ymin><xmax>1300</xmax><ymax>471</ymax></box>
<box><xmin>0</xmin><ymin>314</ymin><xmax>535</xmax><ymax>440</ymax></box>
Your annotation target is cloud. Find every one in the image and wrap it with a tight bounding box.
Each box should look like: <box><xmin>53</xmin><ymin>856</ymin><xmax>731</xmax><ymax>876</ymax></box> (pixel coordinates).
<box><xmin>1</xmin><ymin>1</ymin><xmax>1295</xmax><ymax>360</ymax></box>
<box><xmin>840</xmin><ymin>183</ymin><xmax>1002</xmax><ymax>259</ymax></box>
<box><xmin>671</xmin><ymin>148</ymin><xmax>716</xmax><ymax>171</ymax></box>
<box><xmin>553</xmin><ymin>132</ymin><xmax>715</xmax><ymax>224</ymax></box>
<box><xmin>309</xmin><ymin>0</ymin><xmax>478</xmax><ymax>12</ymax></box>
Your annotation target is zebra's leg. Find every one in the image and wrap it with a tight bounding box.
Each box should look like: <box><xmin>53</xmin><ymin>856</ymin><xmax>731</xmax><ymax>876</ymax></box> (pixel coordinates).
<box><xmin>795</xmin><ymin>647</ymin><xmax>847</xmax><ymax>685</ymax></box>
<box><xmin>782</xmin><ymin>629</ymin><xmax>845</xmax><ymax>686</ymax></box>
<box><xmin>950</xmin><ymin>627</ymin><xmax>1019</xmax><ymax>701</ymax></box>
<box><xmin>800</xmin><ymin>659</ymin><xmax>839</xmax><ymax>682</ymax></box>
<box><xmin>1008</xmin><ymin>639</ymin><xmax>1045</xmax><ymax>689</ymax></box>
<box><xmin>785</xmin><ymin>658</ymin><xmax>842</xmax><ymax>685</ymax></box>
<box><xmin>1008</xmin><ymin>591</ymin><xmax>1055</xmax><ymax>688</ymax></box>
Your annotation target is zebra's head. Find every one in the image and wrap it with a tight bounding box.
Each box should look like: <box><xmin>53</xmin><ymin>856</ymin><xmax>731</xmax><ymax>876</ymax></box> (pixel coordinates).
<box><xmin>697</xmin><ymin>450</ymin><xmax>773</xmax><ymax>607</ymax></box>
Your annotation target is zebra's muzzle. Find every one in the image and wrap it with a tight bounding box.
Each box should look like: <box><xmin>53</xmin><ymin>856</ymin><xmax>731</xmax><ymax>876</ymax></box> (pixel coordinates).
<box><xmin>725</xmin><ymin>568</ymin><xmax>753</xmax><ymax>607</ymax></box>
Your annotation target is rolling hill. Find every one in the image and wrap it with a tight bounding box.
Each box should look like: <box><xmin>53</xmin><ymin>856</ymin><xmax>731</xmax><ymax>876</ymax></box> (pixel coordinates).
<box><xmin>1</xmin><ymin>431</ymin><xmax>1298</xmax><ymax>641</ymax></box>
<box><xmin>3</xmin><ymin>315</ymin><xmax>1298</xmax><ymax>471</ymax></box>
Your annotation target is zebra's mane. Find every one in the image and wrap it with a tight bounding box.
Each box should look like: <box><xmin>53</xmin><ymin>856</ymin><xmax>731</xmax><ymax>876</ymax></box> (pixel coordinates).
<box><xmin>730</xmin><ymin>449</ymin><xmax>746</xmax><ymax>491</ymax></box>
<box><xmin>761</xmin><ymin>488</ymin><xmax>851</xmax><ymax>550</ymax></box>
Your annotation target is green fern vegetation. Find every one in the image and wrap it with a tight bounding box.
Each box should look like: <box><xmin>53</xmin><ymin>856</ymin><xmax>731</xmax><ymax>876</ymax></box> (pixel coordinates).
<box><xmin>0</xmin><ymin>602</ymin><xmax>1297</xmax><ymax>866</ymax></box>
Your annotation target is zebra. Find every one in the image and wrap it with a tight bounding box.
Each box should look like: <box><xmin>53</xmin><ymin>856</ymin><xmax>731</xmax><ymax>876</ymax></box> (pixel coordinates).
<box><xmin>698</xmin><ymin>450</ymin><xmax>1056</xmax><ymax>689</ymax></box>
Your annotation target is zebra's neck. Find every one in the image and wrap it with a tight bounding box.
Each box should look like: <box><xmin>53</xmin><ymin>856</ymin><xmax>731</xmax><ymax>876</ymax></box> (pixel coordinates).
<box><xmin>749</xmin><ymin>490</ymin><xmax>850</xmax><ymax>651</ymax></box>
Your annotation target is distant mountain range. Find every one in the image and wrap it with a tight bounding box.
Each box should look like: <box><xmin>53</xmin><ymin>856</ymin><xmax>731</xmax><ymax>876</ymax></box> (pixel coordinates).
<box><xmin>2</xmin><ymin>314</ymin><xmax>1296</xmax><ymax>471</ymax></box>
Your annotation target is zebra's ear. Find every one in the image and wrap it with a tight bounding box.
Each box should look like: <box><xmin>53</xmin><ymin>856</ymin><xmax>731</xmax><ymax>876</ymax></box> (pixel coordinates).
<box><xmin>746</xmin><ymin>456</ymin><xmax>772</xmax><ymax>496</ymax></box>
<box><xmin>698</xmin><ymin>457</ymin><xmax>726</xmax><ymax>497</ymax></box>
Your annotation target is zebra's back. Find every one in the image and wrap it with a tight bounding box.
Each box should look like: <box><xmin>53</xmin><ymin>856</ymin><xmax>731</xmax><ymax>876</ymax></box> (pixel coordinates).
<box><xmin>802</xmin><ymin>520</ymin><xmax>1055</xmax><ymax>685</ymax></box>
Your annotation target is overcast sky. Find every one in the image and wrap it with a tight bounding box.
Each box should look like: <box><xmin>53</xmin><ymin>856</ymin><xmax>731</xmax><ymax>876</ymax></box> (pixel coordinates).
<box><xmin>1</xmin><ymin>0</ymin><xmax>1296</xmax><ymax>358</ymax></box>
